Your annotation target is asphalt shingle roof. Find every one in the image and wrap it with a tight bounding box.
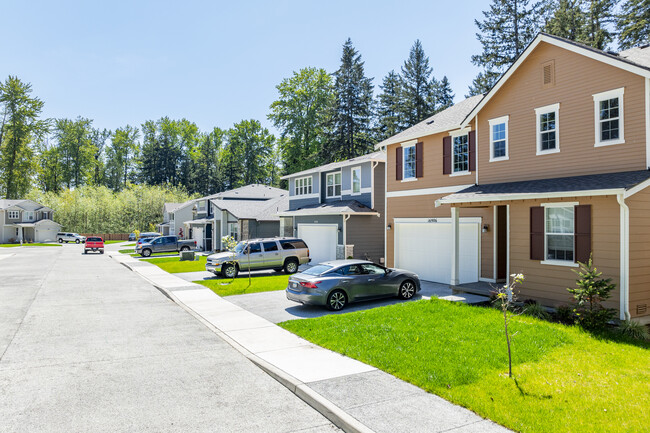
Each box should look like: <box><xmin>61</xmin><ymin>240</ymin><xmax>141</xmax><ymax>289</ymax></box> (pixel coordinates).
<box><xmin>277</xmin><ymin>200</ymin><xmax>378</xmax><ymax>216</ymax></box>
<box><xmin>281</xmin><ymin>152</ymin><xmax>385</xmax><ymax>180</ymax></box>
<box><xmin>438</xmin><ymin>170</ymin><xmax>650</xmax><ymax>204</ymax></box>
<box><xmin>211</xmin><ymin>195</ymin><xmax>289</xmax><ymax>221</ymax></box>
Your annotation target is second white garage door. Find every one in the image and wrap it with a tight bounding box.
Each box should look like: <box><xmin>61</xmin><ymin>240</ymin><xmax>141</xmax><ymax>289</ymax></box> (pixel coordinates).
<box><xmin>298</xmin><ymin>224</ymin><xmax>338</xmax><ymax>265</ymax></box>
<box><xmin>394</xmin><ymin>218</ymin><xmax>480</xmax><ymax>284</ymax></box>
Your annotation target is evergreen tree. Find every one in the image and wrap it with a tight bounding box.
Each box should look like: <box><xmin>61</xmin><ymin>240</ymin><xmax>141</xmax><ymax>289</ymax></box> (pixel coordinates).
<box><xmin>326</xmin><ymin>38</ymin><xmax>374</xmax><ymax>161</ymax></box>
<box><xmin>106</xmin><ymin>125</ymin><xmax>139</xmax><ymax>191</ymax></box>
<box><xmin>400</xmin><ymin>40</ymin><xmax>436</xmax><ymax>126</ymax></box>
<box><xmin>470</xmin><ymin>0</ymin><xmax>539</xmax><ymax>96</ymax></box>
<box><xmin>0</xmin><ymin>76</ymin><xmax>48</xmax><ymax>198</ymax></box>
<box><xmin>375</xmin><ymin>70</ymin><xmax>404</xmax><ymax>141</ymax></box>
<box><xmin>227</xmin><ymin>119</ymin><xmax>276</xmax><ymax>186</ymax></box>
<box><xmin>35</xmin><ymin>138</ymin><xmax>64</xmax><ymax>192</ymax></box>
<box><xmin>617</xmin><ymin>0</ymin><xmax>650</xmax><ymax>49</ymax></box>
<box><xmin>583</xmin><ymin>0</ymin><xmax>617</xmax><ymax>50</ymax></box>
<box><xmin>190</xmin><ymin>127</ymin><xmax>224</xmax><ymax>195</ymax></box>
<box><xmin>53</xmin><ymin>117</ymin><xmax>95</xmax><ymax>189</ymax></box>
<box><xmin>268</xmin><ymin>67</ymin><xmax>334</xmax><ymax>175</ymax></box>
<box><xmin>544</xmin><ymin>0</ymin><xmax>589</xmax><ymax>42</ymax></box>
<box><xmin>90</xmin><ymin>128</ymin><xmax>111</xmax><ymax>186</ymax></box>
<box><xmin>434</xmin><ymin>76</ymin><xmax>455</xmax><ymax>112</ymax></box>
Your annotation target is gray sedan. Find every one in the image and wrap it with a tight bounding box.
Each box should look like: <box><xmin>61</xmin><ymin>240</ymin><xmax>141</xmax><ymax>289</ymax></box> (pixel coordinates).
<box><xmin>286</xmin><ymin>259</ymin><xmax>421</xmax><ymax>311</ymax></box>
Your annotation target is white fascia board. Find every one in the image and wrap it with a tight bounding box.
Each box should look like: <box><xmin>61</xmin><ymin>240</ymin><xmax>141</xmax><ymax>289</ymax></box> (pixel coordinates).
<box><xmin>373</xmin><ymin>125</ymin><xmax>464</xmax><ymax>150</ymax></box>
<box><xmin>435</xmin><ymin>188</ymin><xmax>624</xmax><ymax>207</ymax></box>
<box><xmin>387</xmin><ymin>184</ymin><xmax>474</xmax><ymax>198</ymax></box>
<box><xmin>460</xmin><ymin>33</ymin><xmax>650</xmax><ymax>129</ymax></box>
<box><xmin>277</xmin><ymin>211</ymin><xmax>378</xmax><ymax>217</ymax></box>
<box><xmin>623</xmin><ymin>177</ymin><xmax>650</xmax><ymax>198</ymax></box>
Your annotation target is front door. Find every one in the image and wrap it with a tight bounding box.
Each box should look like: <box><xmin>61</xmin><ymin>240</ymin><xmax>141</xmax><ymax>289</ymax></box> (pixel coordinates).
<box><xmin>241</xmin><ymin>242</ymin><xmax>265</xmax><ymax>270</ymax></box>
<box><xmin>205</xmin><ymin>223</ymin><xmax>213</xmax><ymax>251</ymax></box>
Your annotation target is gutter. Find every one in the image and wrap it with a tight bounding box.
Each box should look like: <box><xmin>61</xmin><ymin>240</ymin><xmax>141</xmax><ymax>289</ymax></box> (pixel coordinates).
<box><xmin>617</xmin><ymin>194</ymin><xmax>631</xmax><ymax>320</ymax></box>
<box><xmin>435</xmin><ymin>188</ymin><xmax>625</xmax><ymax>207</ymax></box>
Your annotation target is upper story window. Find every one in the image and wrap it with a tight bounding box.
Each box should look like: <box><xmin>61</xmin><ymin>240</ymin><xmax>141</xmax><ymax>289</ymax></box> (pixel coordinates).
<box><xmin>8</xmin><ymin>210</ymin><xmax>19</xmax><ymax>219</ymax></box>
<box><xmin>535</xmin><ymin>103</ymin><xmax>560</xmax><ymax>155</ymax></box>
<box><xmin>593</xmin><ymin>88</ymin><xmax>624</xmax><ymax>147</ymax></box>
<box><xmin>403</xmin><ymin>144</ymin><xmax>416</xmax><ymax>179</ymax></box>
<box><xmin>295</xmin><ymin>176</ymin><xmax>313</xmax><ymax>196</ymax></box>
<box><xmin>488</xmin><ymin>116</ymin><xmax>509</xmax><ymax>162</ymax></box>
<box><xmin>545</xmin><ymin>205</ymin><xmax>574</xmax><ymax>262</ymax></box>
<box><xmin>326</xmin><ymin>172</ymin><xmax>341</xmax><ymax>198</ymax></box>
<box><xmin>351</xmin><ymin>166</ymin><xmax>361</xmax><ymax>194</ymax></box>
<box><xmin>24</xmin><ymin>211</ymin><xmax>34</xmax><ymax>221</ymax></box>
<box><xmin>452</xmin><ymin>134</ymin><xmax>469</xmax><ymax>173</ymax></box>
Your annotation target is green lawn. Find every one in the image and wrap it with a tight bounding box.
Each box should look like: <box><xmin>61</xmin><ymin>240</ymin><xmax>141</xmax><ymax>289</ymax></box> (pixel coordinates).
<box><xmin>0</xmin><ymin>243</ymin><xmax>61</xmax><ymax>247</ymax></box>
<box><xmin>118</xmin><ymin>248</ymin><xmax>135</xmax><ymax>254</ymax></box>
<box><xmin>142</xmin><ymin>255</ymin><xmax>206</xmax><ymax>272</ymax></box>
<box><xmin>195</xmin><ymin>274</ymin><xmax>289</xmax><ymax>296</ymax></box>
<box><xmin>104</xmin><ymin>240</ymin><xmax>129</xmax><ymax>244</ymax></box>
<box><xmin>279</xmin><ymin>299</ymin><xmax>650</xmax><ymax>433</ymax></box>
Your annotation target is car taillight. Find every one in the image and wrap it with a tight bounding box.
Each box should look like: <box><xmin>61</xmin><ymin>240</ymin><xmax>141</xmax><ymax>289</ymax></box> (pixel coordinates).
<box><xmin>299</xmin><ymin>281</ymin><xmax>321</xmax><ymax>289</ymax></box>
<box><xmin>194</xmin><ymin>241</ymin><xmax>197</xmax><ymax>246</ymax></box>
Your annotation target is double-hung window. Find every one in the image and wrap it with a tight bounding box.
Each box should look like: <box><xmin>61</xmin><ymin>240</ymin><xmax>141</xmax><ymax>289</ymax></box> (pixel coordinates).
<box><xmin>351</xmin><ymin>167</ymin><xmax>361</xmax><ymax>194</ymax></box>
<box><xmin>8</xmin><ymin>210</ymin><xmax>19</xmax><ymax>219</ymax></box>
<box><xmin>403</xmin><ymin>144</ymin><xmax>416</xmax><ymax>179</ymax></box>
<box><xmin>488</xmin><ymin>116</ymin><xmax>509</xmax><ymax>161</ymax></box>
<box><xmin>593</xmin><ymin>88</ymin><xmax>624</xmax><ymax>146</ymax></box>
<box><xmin>535</xmin><ymin>103</ymin><xmax>560</xmax><ymax>155</ymax></box>
<box><xmin>228</xmin><ymin>222</ymin><xmax>238</xmax><ymax>240</ymax></box>
<box><xmin>452</xmin><ymin>134</ymin><xmax>469</xmax><ymax>173</ymax></box>
<box><xmin>24</xmin><ymin>211</ymin><xmax>34</xmax><ymax>221</ymax></box>
<box><xmin>545</xmin><ymin>205</ymin><xmax>574</xmax><ymax>263</ymax></box>
<box><xmin>294</xmin><ymin>176</ymin><xmax>312</xmax><ymax>196</ymax></box>
<box><xmin>326</xmin><ymin>172</ymin><xmax>341</xmax><ymax>198</ymax></box>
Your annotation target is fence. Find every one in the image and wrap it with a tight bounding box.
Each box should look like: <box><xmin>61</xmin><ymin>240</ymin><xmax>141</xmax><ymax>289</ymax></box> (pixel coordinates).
<box><xmin>80</xmin><ymin>233</ymin><xmax>130</xmax><ymax>241</ymax></box>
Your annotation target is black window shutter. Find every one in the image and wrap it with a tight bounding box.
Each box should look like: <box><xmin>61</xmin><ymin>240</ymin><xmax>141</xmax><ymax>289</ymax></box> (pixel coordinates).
<box><xmin>530</xmin><ymin>206</ymin><xmax>544</xmax><ymax>260</ymax></box>
<box><xmin>415</xmin><ymin>142</ymin><xmax>424</xmax><ymax>178</ymax></box>
<box><xmin>442</xmin><ymin>137</ymin><xmax>451</xmax><ymax>174</ymax></box>
<box><xmin>468</xmin><ymin>130</ymin><xmax>476</xmax><ymax>172</ymax></box>
<box><xmin>575</xmin><ymin>205</ymin><xmax>592</xmax><ymax>263</ymax></box>
<box><xmin>396</xmin><ymin>147</ymin><xmax>403</xmax><ymax>180</ymax></box>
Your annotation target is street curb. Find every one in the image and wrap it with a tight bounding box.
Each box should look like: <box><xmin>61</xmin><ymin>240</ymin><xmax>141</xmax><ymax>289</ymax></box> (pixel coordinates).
<box><xmin>111</xmin><ymin>253</ymin><xmax>375</xmax><ymax>433</ymax></box>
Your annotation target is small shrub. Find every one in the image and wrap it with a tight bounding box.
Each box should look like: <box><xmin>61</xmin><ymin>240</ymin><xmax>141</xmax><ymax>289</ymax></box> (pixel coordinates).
<box><xmin>617</xmin><ymin>320</ymin><xmax>650</xmax><ymax>341</ymax></box>
<box><xmin>523</xmin><ymin>302</ymin><xmax>551</xmax><ymax>321</ymax></box>
<box><xmin>567</xmin><ymin>256</ymin><xmax>617</xmax><ymax>330</ymax></box>
<box><xmin>554</xmin><ymin>305</ymin><xmax>574</xmax><ymax>324</ymax></box>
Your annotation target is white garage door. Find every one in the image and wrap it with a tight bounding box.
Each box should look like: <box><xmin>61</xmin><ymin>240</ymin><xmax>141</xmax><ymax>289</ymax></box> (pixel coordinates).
<box><xmin>395</xmin><ymin>218</ymin><xmax>480</xmax><ymax>284</ymax></box>
<box><xmin>298</xmin><ymin>224</ymin><xmax>338</xmax><ymax>265</ymax></box>
<box><xmin>35</xmin><ymin>226</ymin><xmax>59</xmax><ymax>243</ymax></box>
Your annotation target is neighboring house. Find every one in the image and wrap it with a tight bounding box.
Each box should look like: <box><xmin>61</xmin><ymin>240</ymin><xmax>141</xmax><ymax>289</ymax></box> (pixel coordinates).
<box><xmin>376</xmin><ymin>32</ymin><xmax>650</xmax><ymax>323</ymax></box>
<box><xmin>158</xmin><ymin>184</ymin><xmax>289</xmax><ymax>252</ymax></box>
<box><xmin>277</xmin><ymin>151</ymin><xmax>385</xmax><ymax>264</ymax></box>
<box><xmin>0</xmin><ymin>199</ymin><xmax>61</xmax><ymax>243</ymax></box>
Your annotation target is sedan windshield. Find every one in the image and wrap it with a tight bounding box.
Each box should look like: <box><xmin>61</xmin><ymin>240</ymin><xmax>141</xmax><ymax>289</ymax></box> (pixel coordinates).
<box><xmin>303</xmin><ymin>265</ymin><xmax>333</xmax><ymax>276</ymax></box>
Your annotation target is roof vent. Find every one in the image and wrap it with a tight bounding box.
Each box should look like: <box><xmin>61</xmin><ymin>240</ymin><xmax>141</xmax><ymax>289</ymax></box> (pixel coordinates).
<box><xmin>607</xmin><ymin>50</ymin><xmax>619</xmax><ymax>56</ymax></box>
<box><xmin>426</xmin><ymin>120</ymin><xmax>435</xmax><ymax>125</ymax></box>
<box><xmin>639</xmin><ymin>43</ymin><xmax>650</xmax><ymax>49</ymax></box>
<box><xmin>542</xmin><ymin>60</ymin><xmax>555</xmax><ymax>87</ymax></box>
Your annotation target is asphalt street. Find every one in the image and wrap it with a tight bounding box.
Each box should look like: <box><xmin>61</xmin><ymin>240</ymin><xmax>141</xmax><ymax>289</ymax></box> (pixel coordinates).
<box><xmin>0</xmin><ymin>244</ymin><xmax>339</xmax><ymax>433</ymax></box>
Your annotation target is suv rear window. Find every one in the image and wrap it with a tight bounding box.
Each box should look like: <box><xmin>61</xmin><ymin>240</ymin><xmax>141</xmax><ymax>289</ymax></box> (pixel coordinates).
<box><xmin>87</xmin><ymin>237</ymin><xmax>102</xmax><ymax>242</ymax></box>
<box><xmin>280</xmin><ymin>239</ymin><xmax>307</xmax><ymax>250</ymax></box>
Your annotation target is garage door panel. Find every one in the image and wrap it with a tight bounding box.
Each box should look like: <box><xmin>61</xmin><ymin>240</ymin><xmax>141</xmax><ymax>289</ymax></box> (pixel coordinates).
<box><xmin>298</xmin><ymin>224</ymin><xmax>337</xmax><ymax>264</ymax></box>
<box><xmin>395</xmin><ymin>220</ymin><xmax>479</xmax><ymax>285</ymax></box>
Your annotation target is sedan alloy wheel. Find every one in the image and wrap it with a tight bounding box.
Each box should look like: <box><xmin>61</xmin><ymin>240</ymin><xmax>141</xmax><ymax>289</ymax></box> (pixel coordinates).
<box><xmin>398</xmin><ymin>280</ymin><xmax>416</xmax><ymax>300</ymax></box>
<box><xmin>327</xmin><ymin>290</ymin><xmax>347</xmax><ymax>311</ymax></box>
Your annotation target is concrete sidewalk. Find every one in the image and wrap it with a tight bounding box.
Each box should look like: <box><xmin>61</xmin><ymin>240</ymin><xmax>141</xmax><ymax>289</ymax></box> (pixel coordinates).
<box><xmin>113</xmin><ymin>253</ymin><xmax>510</xmax><ymax>433</ymax></box>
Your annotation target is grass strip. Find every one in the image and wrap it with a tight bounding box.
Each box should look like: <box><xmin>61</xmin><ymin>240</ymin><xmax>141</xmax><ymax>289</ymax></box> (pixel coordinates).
<box><xmin>195</xmin><ymin>274</ymin><xmax>289</xmax><ymax>296</ymax></box>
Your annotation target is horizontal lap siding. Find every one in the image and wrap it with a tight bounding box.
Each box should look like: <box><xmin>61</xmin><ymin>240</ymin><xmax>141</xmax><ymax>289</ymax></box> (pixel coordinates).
<box><xmin>507</xmin><ymin>196</ymin><xmax>620</xmax><ymax>310</ymax></box>
<box><xmin>386</xmin><ymin>195</ymin><xmax>494</xmax><ymax>279</ymax></box>
<box><xmin>477</xmin><ymin>42</ymin><xmax>647</xmax><ymax>184</ymax></box>
<box><xmin>628</xmin><ymin>187</ymin><xmax>650</xmax><ymax>318</ymax></box>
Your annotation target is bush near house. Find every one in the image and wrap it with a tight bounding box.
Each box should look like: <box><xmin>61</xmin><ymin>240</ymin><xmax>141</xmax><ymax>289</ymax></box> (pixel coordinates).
<box><xmin>280</xmin><ymin>299</ymin><xmax>650</xmax><ymax>433</ymax></box>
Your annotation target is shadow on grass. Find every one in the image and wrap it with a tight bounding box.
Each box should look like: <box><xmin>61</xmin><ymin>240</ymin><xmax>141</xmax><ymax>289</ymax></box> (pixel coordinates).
<box><xmin>513</xmin><ymin>378</ymin><xmax>553</xmax><ymax>400</ymax></box>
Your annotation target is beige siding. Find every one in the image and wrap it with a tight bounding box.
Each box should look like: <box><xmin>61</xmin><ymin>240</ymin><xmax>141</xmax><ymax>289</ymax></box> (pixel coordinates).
<box><xmin>501</xmin><ymin>195</ymin><xmax>620</xmax><ymax>310</ymax></box>
<box><xmin>627</xmin><ymin>187</ymin><xmax>650</xmax><ymax>318</ymax></box>
<box><xmin>346</xmin><ymin>163</ymin><xmax>385</xmax><ymax>264</ymax></box>
<box><xmin>477</xmin><ymin>41</ymin><xmax>647</xmax><ymax>184</ymax></box>
<box><xmin>386</xmin><ymin>120</ymin><xmax>476</xmax><ymax>193</ymax></box>
<box><xmin>385</xmin><ymin>195</ymin><xmax>494</xmax><ymax>279</ymax></box>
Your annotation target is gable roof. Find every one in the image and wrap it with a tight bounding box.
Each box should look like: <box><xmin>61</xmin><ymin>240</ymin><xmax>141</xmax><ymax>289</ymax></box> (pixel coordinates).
<box><xmin>0</xmin><ymin>199</ymin><xmax>27</xmax><ymax>210</ymax></box>
<box><xmin>163</xmin><ymin>202</ymin><xmax>183</xmax><ymax>213</ymax></box>
<box><xmin>212</xmin><ymin>184</ymin><xmax>286</xmax><ymax>200</ymax></box>
<box><xmin>373</xmin><ymin>95</ymin><xmax>484</xmax><ymax>150</ymax></box>
<box><xmin>281</xmin><ymin>151</ymin><xmax>385</xmax><ymax>180</ymax></box>
<box><xmin>211</xmin><ymin>195</ymin><xmax>289</xmax><ymax>221</ymax></box>
<box><xmin>460</xmin><ymin>32</ymin><xmax>650</xmax><ymax>128</ymax></box>
<box><xmin>436</xmin><ymin>170</ymin><xmax>650</xmax><ymax>205</ymax></box>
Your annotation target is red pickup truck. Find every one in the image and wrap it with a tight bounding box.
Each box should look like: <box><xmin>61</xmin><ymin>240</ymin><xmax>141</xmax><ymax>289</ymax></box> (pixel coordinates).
<box><xmin>84</xmin><ymin>236</ymin><xmax>104</xmax><ymax>254</ymax></box>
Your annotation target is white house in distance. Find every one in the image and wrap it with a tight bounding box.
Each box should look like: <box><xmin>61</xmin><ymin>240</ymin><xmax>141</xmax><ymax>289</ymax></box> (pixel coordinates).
<box><xmin>0</xmin><ymin>199</ymin><xmax>61</xmax><ymax>243</ymax></box>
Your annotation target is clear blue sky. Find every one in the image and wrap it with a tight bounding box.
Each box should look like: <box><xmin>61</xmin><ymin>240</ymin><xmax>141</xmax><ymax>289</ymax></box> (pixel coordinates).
<box><xmin>2</xmin><ymin>0</ymin><xmax>488</xmax><ymax>136</ymax></box>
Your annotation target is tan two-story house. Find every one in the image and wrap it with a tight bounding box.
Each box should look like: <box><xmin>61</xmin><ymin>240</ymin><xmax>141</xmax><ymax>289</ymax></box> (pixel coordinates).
<box><xmin>377</xmin><ymin>33</ymin><xmax>650</xmax><ymax>323</ymax></box>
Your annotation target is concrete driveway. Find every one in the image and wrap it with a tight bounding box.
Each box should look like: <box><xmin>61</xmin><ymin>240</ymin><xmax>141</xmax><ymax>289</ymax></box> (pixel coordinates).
<box><xmin>0</xmin><ymin>244</ymin><xmax>338</xmax><ymax>432</ymax></box>
<box><xmin>174</xmin><ymin>269</ymin><xmax>489</xmax><ymax>324</ymax></box>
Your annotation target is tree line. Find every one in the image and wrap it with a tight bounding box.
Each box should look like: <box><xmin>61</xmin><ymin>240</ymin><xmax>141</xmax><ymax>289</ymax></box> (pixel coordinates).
<box><xmin>1</xmin><ymin>0</ymin><xmax>647</xmax><ymax>200</ymax></box>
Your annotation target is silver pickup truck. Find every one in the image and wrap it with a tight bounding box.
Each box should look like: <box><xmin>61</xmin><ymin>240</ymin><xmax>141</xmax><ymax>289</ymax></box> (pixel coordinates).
<box><xmin>206</xmin><ymin>237</ymin><xmax>311</xmax><ymax>278</ymax></box>
<box><xmin>136</xmin><ymin>235</ymin><xmax>197</xmax><ymax>257</ymax></box>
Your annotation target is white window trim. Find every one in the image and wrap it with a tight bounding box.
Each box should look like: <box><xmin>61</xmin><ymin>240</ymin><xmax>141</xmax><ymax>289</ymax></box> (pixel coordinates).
<box><xmin>402</xmin><ymin>143</ymin><xmax>416</xmax><ymax>180</ymax></box>
<box><xmin>351</xmin><ymin>166</ymin><xmax>361</xmax><ymax>195</ymax></box>
<box><xmin>593</xmin><ymin>87</ymin><xmax>625</xmax><ymax>147</ymax></box>
<box><xmin>488</xmin><ymin>115</ymin><xmax>509</xmax><ymax>162</ymax></box>
<box><xmin>8</xmin><ymin>210</ymin><xmax>19</xmax><ymax>219</ymax></box>
<box><xmin>294</xmin><ymin>175</ymin><xmax>313</xmax><ymax>196</ymax></box>
<box><xmin>326</xmin><ymin>171</ymin><xmax>342</xmax><ymax>198</ymax></box>
<box><xmin>535</xmin><ymin>103</ymin><xmax>560</xmax><ymax>155</ymax></box>
<box><xmin>449</xmin><ymin>129</ymin><xmax>470</xmax><ymax>175</ymax></box>
<box><xmin>541</xmin><ymin>202</ymin><xmax>577</xmax><ymax>267</ymax></box>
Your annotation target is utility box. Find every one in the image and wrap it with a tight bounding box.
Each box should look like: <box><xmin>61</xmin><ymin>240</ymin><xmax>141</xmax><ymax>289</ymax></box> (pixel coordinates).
<box><xmin>180</xmin><ymin>251</ymin><xmax>195</xmax><ymax>261</ymax></box>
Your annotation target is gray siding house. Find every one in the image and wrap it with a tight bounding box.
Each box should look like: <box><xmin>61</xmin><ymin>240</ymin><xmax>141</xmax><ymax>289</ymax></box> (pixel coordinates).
<box><xmin>278</xmin><ymin>151</ymin><xmax>385</xmax><ymax>264</ymax></box>
<box><xmin>0</xmin><ymin>199</ymin><xmax>61</xmax><ymax>243</ymax></box>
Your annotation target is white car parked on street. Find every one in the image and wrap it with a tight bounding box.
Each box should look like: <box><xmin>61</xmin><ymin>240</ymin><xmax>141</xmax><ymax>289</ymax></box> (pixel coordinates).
<box><xmin>57</xmin><ymin>232</ymin><xmax>86</xmax><ymax>244</ymax></box>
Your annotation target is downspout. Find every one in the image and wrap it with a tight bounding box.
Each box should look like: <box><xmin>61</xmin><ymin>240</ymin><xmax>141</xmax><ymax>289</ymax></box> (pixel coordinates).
<box><xmin>371</xmin><ymin>160</ymin><xmax>379</xmax><ymax>210</ymax></box>
<box><xmin>617</xmin><ymin>194</ymin><xmax>631</xmax><ymax>320</ymax></box>
<box><xmin>343</xmin><ymin>214</ymin><xmax>351</xmax><ymax>246</ymax></box>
